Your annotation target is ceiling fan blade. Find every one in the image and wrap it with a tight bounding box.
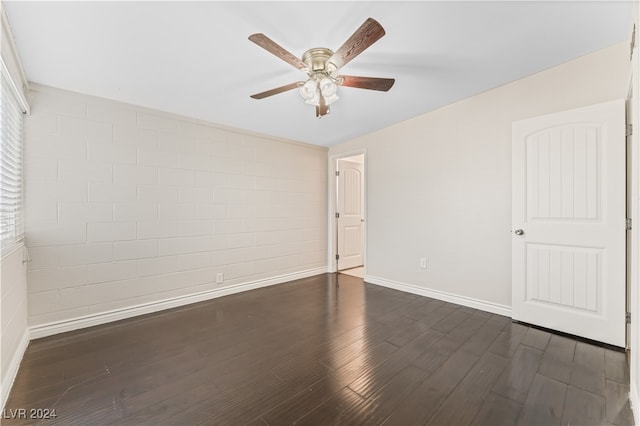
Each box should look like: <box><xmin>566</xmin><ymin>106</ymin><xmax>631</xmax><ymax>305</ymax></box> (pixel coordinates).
<box><xmin>339</xmin><ymin>75</ymin><xmax>395</xmax><ymax>91</ymax></box>
<box><xmin>328</xmin><ymin>18</ymin><xmax>386</xmax><ymax>71</ymax></box>
<box><xmin>250</xmin><ymin>82</ymin><xmax>302</xmax><ymax>99</ymax></box>
<box><xmin>316</xmin><ymin>93</ymin><xmax>329</xmax><ymax>117</ymax></box>
<box><xmin>249</xmin><ymin>33</ymin><xmax>307</xmax><ymax>71</ymax></box>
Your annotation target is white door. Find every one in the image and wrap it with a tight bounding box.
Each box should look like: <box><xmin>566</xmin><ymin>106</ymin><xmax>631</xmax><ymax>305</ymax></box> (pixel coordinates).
<box><xmin>512</xmin><ymin>99</ymin><xmax>626</xmax><ymax>347</ymax></box>
<box><xmin>337</xmin><ymin>158</ymin><xmax>364</xmax><ymax>270</ymax></box>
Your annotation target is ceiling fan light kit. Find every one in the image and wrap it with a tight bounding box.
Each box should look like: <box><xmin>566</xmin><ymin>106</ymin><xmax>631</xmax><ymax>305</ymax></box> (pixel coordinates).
<box><xmin>249</xmin><ymin>18</ymin><xmax>395</xmax><ymax>118</ymax></box>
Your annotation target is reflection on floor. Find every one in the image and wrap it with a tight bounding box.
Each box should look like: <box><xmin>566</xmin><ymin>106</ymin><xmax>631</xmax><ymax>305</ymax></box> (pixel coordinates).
<box><xmin>340</xmin><ymin>266</ymin><xmax>364</xmax><ymax>279</ymax></box>
<box><xmin>4</xmin><ymin>273</ymin><xmax>635</xmax><ymax>425</ymax></box>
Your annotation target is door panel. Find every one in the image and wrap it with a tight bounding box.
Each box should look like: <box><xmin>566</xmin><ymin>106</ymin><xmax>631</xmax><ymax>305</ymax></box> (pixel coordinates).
<box><xmin>526</xmin><ymin>126</ymin><xmax>600</xmax><ymax>221</ymax></box>
<box><xmin>343</xmin><ymin>226</ymin><xmax>362</xmax><ymax>257</ymax></box>
<box><xmin>512</xmin><ymin>99</ymin><xmax>625</xmax><ymax>347</ymax></box>
<box><xmin>526</xmin><ymin>244</ymin><xmax>601</xmax><ymax>311</ymax></box>
<box><xmin>337</xmin><ymin>159</ymin><xmax>364</xmax><ymax>270</ymax></box>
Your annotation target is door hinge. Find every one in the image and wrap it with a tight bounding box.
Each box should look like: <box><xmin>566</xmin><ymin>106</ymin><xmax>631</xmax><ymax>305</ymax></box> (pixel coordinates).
<box><xmin>336</xmin><ymin>171</ymin><xmax>340</xmax><ymax>177</ymax></box>
<box><xmin>336</xmin><ymin>254</ymin><xmax>340</xmax><ymax>261</ymax></box>
<box><xmin>627</xmin><ymin>218</ymin><xmax>632</xmax><ymax>231</ymax></box>
<box><xmin>626</xmin><ymin>312</ymin><xmax>631</xmax><ymax>324</ymax></box>
<box><xmin>627</xmin><ymin>124</ymin><xmax>633</xmax><ymax>137</ymax></box>
<box><xmin>335</xmin><ymin>212</ymin><xmax>340</xmax><ymax>219</ymax></box>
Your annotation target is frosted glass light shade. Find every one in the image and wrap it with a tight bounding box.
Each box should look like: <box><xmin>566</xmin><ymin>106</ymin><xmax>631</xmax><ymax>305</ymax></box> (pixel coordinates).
<box><xmin>299</xmin><ymin>80</ymin><xmax>317</xmax><ymax>100</ymax></box>
<box><xmin>319</xmin><ymin>77</ymin><xmax>337</xmax><ymax>97</ymax></box>
<box><xmin>300</xmin><ymin>77</ymin><xmax>339</xmax><ymax>106</ymax></box>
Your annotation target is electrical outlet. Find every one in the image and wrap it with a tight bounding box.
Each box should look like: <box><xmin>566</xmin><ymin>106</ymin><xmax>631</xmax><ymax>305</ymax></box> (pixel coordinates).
<box><xmin>216</xmin><ymin>272</ymin><xmax>224</xmax><ymax>284</ymax></box>
<box><xmin>419</xmin><ymin>258</ymin><xmax>427</xmax><ymax>269</ymax></box>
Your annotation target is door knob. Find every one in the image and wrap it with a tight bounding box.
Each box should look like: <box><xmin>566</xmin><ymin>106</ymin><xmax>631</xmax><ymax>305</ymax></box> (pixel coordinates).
<box><xmin>514</xmin><ymin>229</ymin><xmax>524</xmax><ymax>236</ymax></box>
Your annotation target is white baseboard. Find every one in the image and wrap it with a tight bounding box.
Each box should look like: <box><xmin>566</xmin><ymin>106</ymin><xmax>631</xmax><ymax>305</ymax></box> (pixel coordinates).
<box><xmin>30</xmin><ymin>267</ymin><xmax>327</xmax><ymax>339</ymax></box>
<box><xmin>631</xmin><ymin>380</ymin><xmax>639</xmax><ymax>426</ymax></box>
<box><xmin>365</xmin><ymin>275</ymin><xmax>512</xmax><ymax>317</ymax></box>
<box><xmin>1</xmin><ymin>328</ymin><xmax>29</xmax><ymax>410</ymax></box>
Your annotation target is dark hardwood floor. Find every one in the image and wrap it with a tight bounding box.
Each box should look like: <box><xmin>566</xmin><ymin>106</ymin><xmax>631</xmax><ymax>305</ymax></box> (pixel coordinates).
<box><xmin>3</xmin><ymin>273</ymin><xmax>635</xmax><ymax>425</ymax></box>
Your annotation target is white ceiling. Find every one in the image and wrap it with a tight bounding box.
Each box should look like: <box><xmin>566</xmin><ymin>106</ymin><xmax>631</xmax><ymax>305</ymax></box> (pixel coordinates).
<box><xmin>3</xmin><ymin>1</ymin><xmax>633</xmax><ymax>147</ymax></box>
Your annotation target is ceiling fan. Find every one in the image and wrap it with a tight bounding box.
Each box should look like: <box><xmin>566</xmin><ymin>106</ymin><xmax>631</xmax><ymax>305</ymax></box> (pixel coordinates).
<box><xmin>249</xmin><ymin>18</ymin><xmax>395</xmax><ymax>118</ymax></box>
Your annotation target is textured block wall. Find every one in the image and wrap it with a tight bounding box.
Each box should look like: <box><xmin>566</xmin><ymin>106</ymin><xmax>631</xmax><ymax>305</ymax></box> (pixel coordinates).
<box><xmin>24</xmin><ymin>85</ymin><xmax>328</xmax><ymax>327</ymax></box>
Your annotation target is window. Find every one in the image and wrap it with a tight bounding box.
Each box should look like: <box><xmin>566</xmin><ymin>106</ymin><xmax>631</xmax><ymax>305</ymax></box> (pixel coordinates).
<box><xmin>0</xmin><ymin>69</ymin><xmax>24</xmax><ymax>253</ymax></box>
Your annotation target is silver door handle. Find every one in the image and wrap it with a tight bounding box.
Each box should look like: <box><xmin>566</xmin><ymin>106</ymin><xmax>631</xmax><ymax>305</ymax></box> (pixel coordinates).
<box><xmin>514</xmin><ymin>229</ymin><xmax>524</xmax><ymax>236</ymax></box>
<box><xmin>361</xmin><ymin>219</ymin><xmax>365</xmax><ymax>222</ymax></box>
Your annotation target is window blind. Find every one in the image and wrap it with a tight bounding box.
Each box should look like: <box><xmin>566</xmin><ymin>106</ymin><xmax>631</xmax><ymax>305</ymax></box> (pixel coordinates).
<box><xmin>0</xmin><ymin>70</ymin><xmax>24</xmax><ymax>252</ymax></box>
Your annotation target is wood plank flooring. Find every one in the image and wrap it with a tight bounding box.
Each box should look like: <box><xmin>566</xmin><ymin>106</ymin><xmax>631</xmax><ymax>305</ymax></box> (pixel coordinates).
<box><xmin>3</xmin><ymin>273</ymin><xmax>635</xmax><ymax>425</ymax></box>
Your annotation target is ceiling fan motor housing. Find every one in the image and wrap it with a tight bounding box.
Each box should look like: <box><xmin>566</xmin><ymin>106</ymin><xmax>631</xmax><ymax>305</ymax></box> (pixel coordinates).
<box><xmin>302</xmin><ymin>48</ymin><xmax>336</xmax><ymax>74</ymax></box>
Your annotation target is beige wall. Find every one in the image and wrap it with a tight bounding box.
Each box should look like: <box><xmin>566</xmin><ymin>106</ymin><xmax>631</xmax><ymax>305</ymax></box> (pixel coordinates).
<box><xmin>0</xmin><ymin>247</ymin><xmax>28</xmax><ymax>408</ymax></box>
<box><xmin>330</xmin><ymin>42</ymin><xmax>630</xmax><ymax>311</ymax></box>
<box><xmin>24</xmin><ymin>85</ymin><xmax>328</xmax><ymax>336</ymax></box>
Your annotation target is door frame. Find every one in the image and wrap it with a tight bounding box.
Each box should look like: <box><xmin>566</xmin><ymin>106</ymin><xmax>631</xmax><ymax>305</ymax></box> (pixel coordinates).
<box><xmin>628</xmin><ymin>3</ymin><xmax>639</xmax><ymax>417</ymax></box>
<box><xmin>328</xmin><ymin>149</ymin><xmax>368</xmax><ymax>273</ymax></box>
<box><xmin>627</xmin><ymin>89</ymin><xmax>635</xmax><ymax>352</ymax></box>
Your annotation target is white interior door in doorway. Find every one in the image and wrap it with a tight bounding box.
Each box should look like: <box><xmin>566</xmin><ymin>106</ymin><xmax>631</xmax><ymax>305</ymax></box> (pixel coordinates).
<box><xmin>337</xmin><ymin>158</ymin><xmax>364</xmax><ymax>270</ymax></box>
<box><xmin>512</xmin><ymin>99</ymin><xmax>626</xmax><ymax>347</ymax></box>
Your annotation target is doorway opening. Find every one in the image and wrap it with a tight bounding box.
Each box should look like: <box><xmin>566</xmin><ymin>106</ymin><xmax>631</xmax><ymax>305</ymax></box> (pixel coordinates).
<box><xmin>334</xmin><ymin>153</ymin><xmax>365</xmax><ymax>278</ymax></box>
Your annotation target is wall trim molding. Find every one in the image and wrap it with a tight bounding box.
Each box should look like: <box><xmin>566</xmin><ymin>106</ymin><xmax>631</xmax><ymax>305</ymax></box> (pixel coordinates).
<box><xmin>30</xmin><ymin>267</ymin><xmax>327</xmax><ymax>340</ymax></box>
<box><xmin>1</xmin><ymin>328</ymin><xmax>29</xmax><ymax>409</ymax></box>
<box><xmin>365</xmin><ymin>275</ymin><xmax>512</xmax><ymax>317</ymax></box>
